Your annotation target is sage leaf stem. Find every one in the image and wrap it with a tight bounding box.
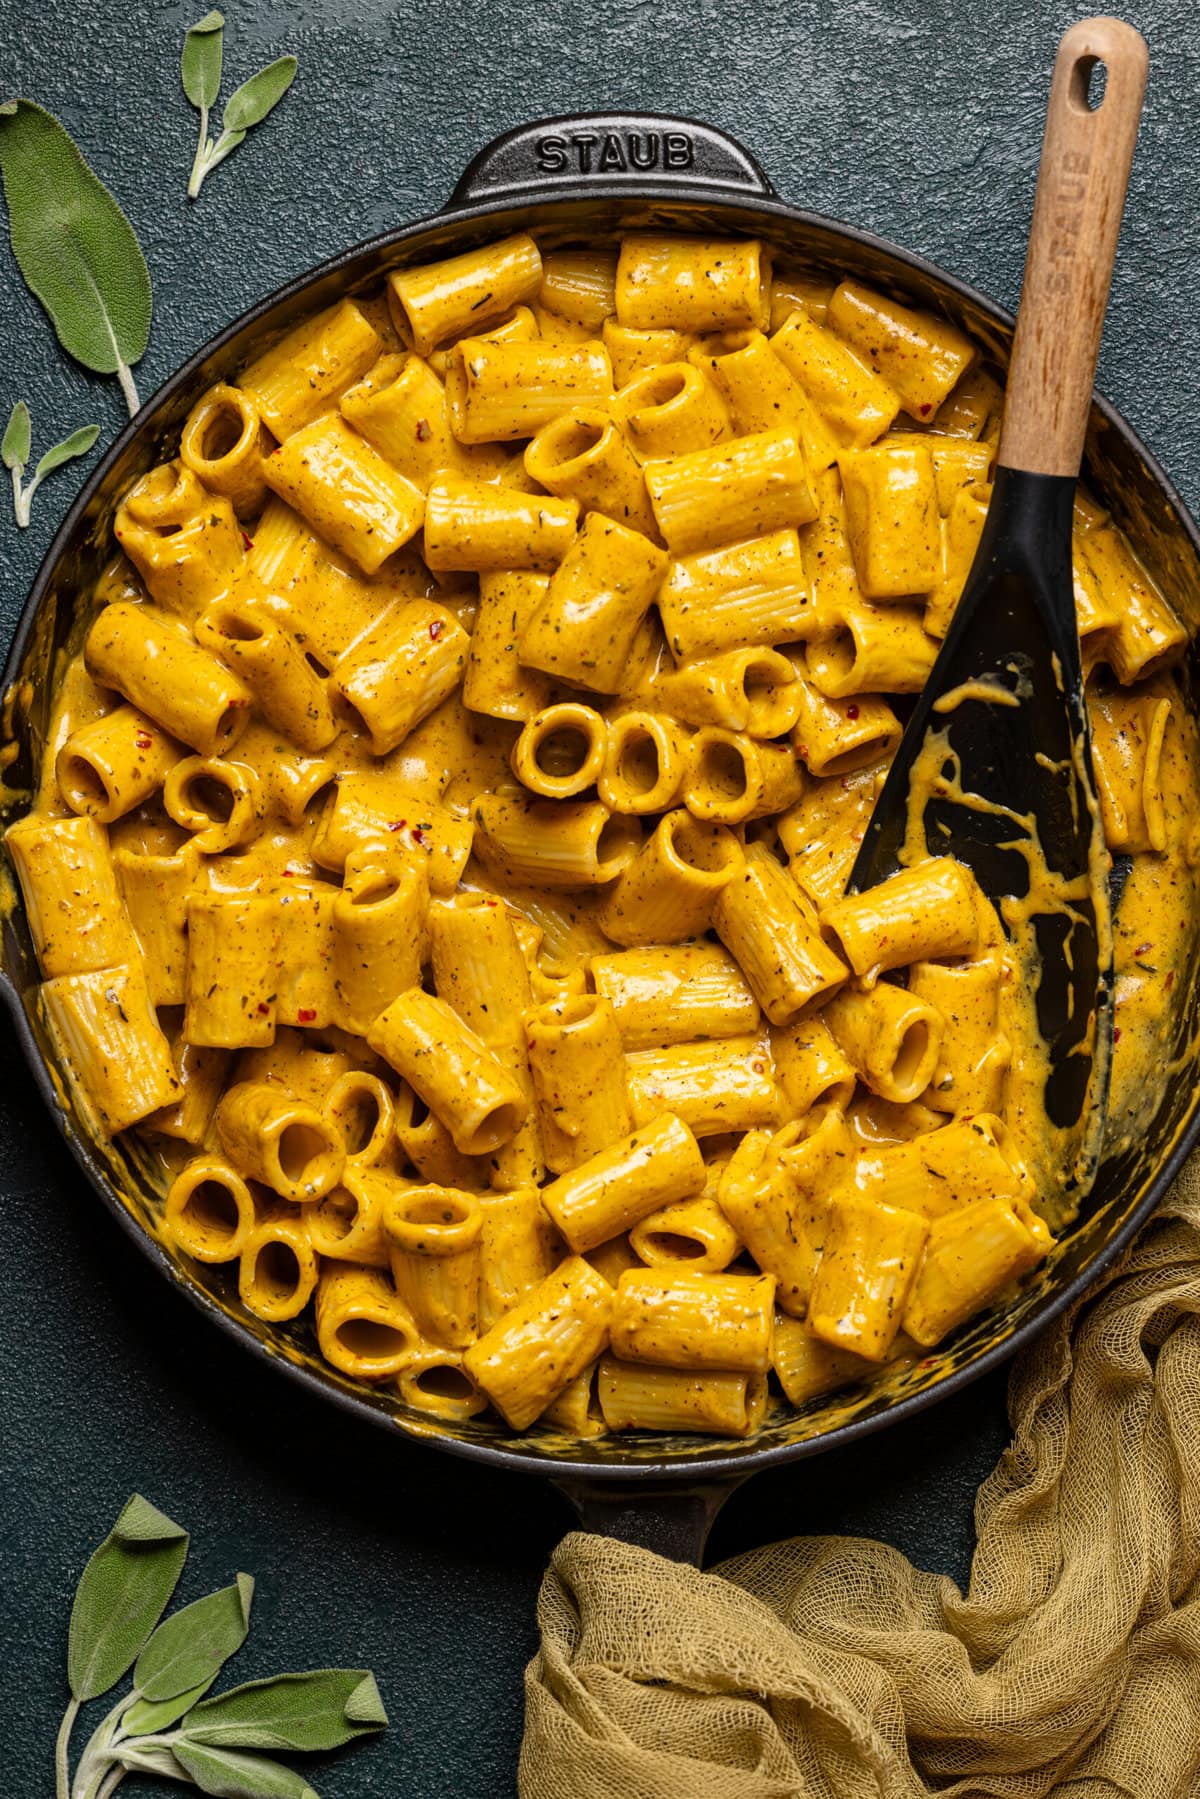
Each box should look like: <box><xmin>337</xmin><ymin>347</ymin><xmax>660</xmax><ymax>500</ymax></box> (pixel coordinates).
<box><xmin>56</xmin><ymin>1696</ymin><xmax>80</xmax><ymax>1799</ymax></box>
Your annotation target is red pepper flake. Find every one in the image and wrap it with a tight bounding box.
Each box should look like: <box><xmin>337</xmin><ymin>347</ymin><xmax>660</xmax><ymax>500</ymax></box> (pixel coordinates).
<box><xmin>415</xmin><ymin>418</ymin><xmax>433</xmax><ymax>442</ymax></box>
<box><xmin>1113</xmin><ymin>1027</ymin><xmax>1122</xmax><ymax>1043</ymax></box>
<box><xmin>846</xmin><ymin>704</ymin><xmax>860</xmax><ymax>720</ymax></box>
<box><xmin>297</xmin><ymin>1007</ymin><xmax>317</xmax><ymax>1023</ymax></box>
<box><xmin>1166</xmin><ymin>971</ymin><xmax>1176</xmax><ymax>990</ymax></box>
<box><xmin>134</xmin><ymin>732</ymin><xmax>153</xmax><ymax>749</ymax></box>
<box><xmin>1134</xmin><ymin>941</ymin><xmax>1152</xmax><ymax>957</ymax></box>
<box><xmin>798</xmin><ymin>744</ymin><xmax>809</xmax><ymax>758</ymax></box>
<box><xmin>280</xmin><ymin>867</ymin><xmax>295</xmax><ymax>877</ymax></box>
<box><xmin>388</xmin><ymin>818</ymin><xmax>408</xmax><ymax>832</ymax></box>
<box><xmin>919</xmin><ymin>403</ymin><xmax>932</xmax><ymax>416</ymax></box>
<box><xmin>256</xmin><ymin>1002</ymin><xmax>270</xmax><ymax>1015</ymax></box>
<box><xmin>410</xmin><ymin>826</ymin><xmax>425</xmax><ymax>845</ymax></box>
<box><xmin>429</xmin><ymin>619</ymin><xmax>444</xmax><ymax>641</ymax></box>
<box><xmin>241</xmin><ymin>531</ymin><xmax>254</xmax><ymax>551</ymax></box>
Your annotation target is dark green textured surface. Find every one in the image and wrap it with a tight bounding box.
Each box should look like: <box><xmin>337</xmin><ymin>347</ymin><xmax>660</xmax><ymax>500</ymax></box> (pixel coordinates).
<box><xmin>1</xmin><ymin>4</ymin><xmax>1197</xmax><ymax>1794</ymax></box>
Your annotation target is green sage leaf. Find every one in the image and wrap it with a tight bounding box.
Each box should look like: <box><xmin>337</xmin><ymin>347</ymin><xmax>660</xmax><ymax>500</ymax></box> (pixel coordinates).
<box><xmin>135</xmin><ymin>1572</ymin><xmax>254</xmax><ymax>1702</ymax></box>
<box><xmin>182</xmin><ymin>11</ymin><xmax>225</xmax><ymax>112</ymax></box>
<box><xmin>181</xmin><ymin>1669</ymin><xmax>387</xmax><ymax>1751</ymax></box>
<box><xmin>174</xmin><ymin>1743</ymin><xmax>318</xmax><ymax>1799</ymax></box>
<box><xmin>119</xmin><ymin>1742</ymin><xmax>195</xmax><ymax>1781</ymax></box>
<box><xmin>123</xmin><ymin>1677</ymin><xmax>215</xmax><ymax>1736</ymax></box>
<box><xmin>2</xmin><ymin>398</ymin><xmax>30</xmax><ymax>469</ymax></box>
<box><xmin>0</xmin><ymin>101</ymin><xmax>152</xmax><ymax>405</ymax></box>
<box><xmin>33</xmin><ymin>422</ymin><xmax>100</xmax><ymax>481</ymax></box>
<box><xmin>66</xmin><ymin>1494</ymin><xmax>189</xmax><ymax>1700</ymax></box>
<box><xmin>221</xmin><ymin>56</ymin><xmax>297</xmax><ymax>133</ymax></box>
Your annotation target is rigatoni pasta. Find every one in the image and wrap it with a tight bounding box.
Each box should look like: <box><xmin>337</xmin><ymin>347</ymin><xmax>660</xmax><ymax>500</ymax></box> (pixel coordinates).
<box><xmin>10</xmin><ymin>222</ymin><xmax>1194</xmax><ymax>1448</ymax></box>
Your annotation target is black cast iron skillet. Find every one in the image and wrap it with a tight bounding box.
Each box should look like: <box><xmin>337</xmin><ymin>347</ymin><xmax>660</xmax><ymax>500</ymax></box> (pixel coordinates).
<box><xmin>4</xmin><ymin>113</ymin><xmax>1200</xmax><ymax>1567</ymax></box>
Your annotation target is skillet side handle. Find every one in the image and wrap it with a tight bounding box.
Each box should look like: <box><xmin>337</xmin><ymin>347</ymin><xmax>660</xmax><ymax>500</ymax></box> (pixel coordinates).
<box><xmin>552</xmin><ymin>1475</ymin><xmax>747</xmax><ymax>1567</ymax></box>
<box><xmin>448</xmin><ymin>114</ymin><xmax>775</xmax><ymax>208</ymax></box>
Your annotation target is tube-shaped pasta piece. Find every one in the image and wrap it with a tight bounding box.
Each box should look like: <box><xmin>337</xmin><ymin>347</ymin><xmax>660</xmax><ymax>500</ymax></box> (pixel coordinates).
<box><xmin>315</xmin><ymin>1264</ymin><xmax>422</xmax><ymax>1379</ymax></box>
<box><xmin>239</xmin><ymin>299</ymin><xmax>382</xmax><ymax>437</ymax></box>
<box><xmin>803</xmin><ymin>600</ymin><xmax>938</xmax><ymax>698</ymax></box>
<box><xmin>319</xmin><ymin>1072</ymin><xmax>399</xmax><ymax>1165</ymax></box>
<box><xmin>387</xmin><ymin>233</ymin><xmax>543</xmax><ymax>355</ymax></box>
<box><xmin>654</xmin><ymin>647</ymin><xmax>803</xmax><ymax>736</ymax></box>
<box><xmin>396</xmin><ymin>1344</ymin><xmax>488</xmax><ymax>1422</ymax></box>
<box><xmin>339</xmin><ymin>352</ymin><xmax>476</xmax><ymax>486</ymax></box>
<box><xmin>598</xmin><ymin>1355</ymin><xmax>766</xmax><ymax>1436</ymax></box>
<box><xmin>163</xmin><ymin>755</ymin><xmax>262</xmax><ymax>854</ymax></box>
<box><xmin>312</xmin><ymin>776</ymin><xmax>473</xmax><ymax>894</ymax></box>
<box><xmin>524</xmin><ymin>408</ymin><xmax>657</xmax><ymax>537</ymax></box>
<box><xmin>330</xmin><ymin>599</ymin><xmax>467</xmax><ymax>755</ymax></box>
<box><xmin>934</xmin><ymin>363</ymin><xmax>1004</xmax><ymax>441</ymax></box>
<box><xmin>713</xmin><ymin>845</ymin><xmax>847</xmax><ymax>1025</ymax></box>
<box><xmin>368</xmin><ymin>988</ymin><xmax>527</xmax><ymax>1156</ymax></box>
<box><xmin>424</xmin><ymin>473</ymin><xmax>578</xmax><ymax>573</ymax></box>
<box><xmin>113</xmin><ymin>463</ymin><xmax>244</xmax><ymax>618</ymax></box>
<box><xmin>165</xmin><ymin>1156</ymin><xmax>256</xmax><ymax>1262</ymax></box>
<box><xmin>470</xmin><ymin>792</ymin><xmax>640</xmax><ymax>890</ymax></box>
<box><xmin>512</xmin><ymin>703</ymin><xmax>608</xmax><ymax>799</ymax></box>
<box><xmin>41</xmin><ymin>964</ymin><xmax>180</xmax><ymax>1136</ymax></box>
<box><xmin>217</xmin><ymin>1080</ymin><xmax>344</xmax><ymax>1201</ymax></box>
<box><xmin>908</xmin><ymin>958</ymin><xmax>1010</xmax><ymax>1116</ymax></box>
<box><xmin>180</xmin><ymin>384</ymin><xmax>270</xmax><ymax>517</ymax></box>
<box><xmin>305</xmin><ymin>1164</ymin><xmax>408</xmax><ymax>1267</ymax></box>
<box><xmin>184</xmin><ymin>891</ymin><xmax>280</xmax><ymax>1048</ymax></box>
<box><xmin>701</xmin><ymin>329</ymin><xmax>839</xmax><ymax>471</ymax></box>
<box><xmin>602</xmin><ymin>321</ymin><xmax>693</xmax><ymax>385</ymax></box>
<box><xmin>807</xmin><ymin>1195</ymin><xmax>929</xmax><ymax>1361</ymax></box>
<box><xmin>591</xmin><ymin>941</ymin><xmax>759</xmax><ymax>1049</ymax></box>
<box><xmin>1089</xmin><ymin>685</ymin><xmax>1172</xmax><ymax>855</ymax></box>
<box><xmin>268</xmin><ymin>883</ymin><xmax>337</xmax><ymax>1033</ymax></box>
<box><xmin>790</xmin><ymin>681</ymin><xmax>901</xmax><ymax>777</ymax></box>
<box><xmin>683</xmin><ymin>730</ymin><xmax>804</xmax><ymax>825</ymax></box>
<box><xmin>57</xmin><ymin>706</ymin><xmax>180</xmax><ymax>824</ymax></box>
<box><xmin>769</xmin><ymin>1015</ymin><xmax>857</xmax><ymax>1118</ymax></box>
<box><xmin>838</xmin><ymin>440</ymin><xmax>941</xmax><ymax>599</ymax></box>
<box><xmin>598</xmin><ymin>810</ymin><xmax>742</xmax><ymax>945</ymax></box>
<box><xmin>800</xmin><ymin>465</ymin><xmax>867</xmax><ymax>615</ymax></box>
<box><xmin>929</xmin><ymin>439</ymin><xmax>993</xmax><ymax>514</ymax></box>
<box><xmin>427</xmin><ymin>304</ymin><xmax>540</xmax><ymax>379</ymax></box>
<box><xmin>149</xmin><ymin>1032</ymin><xmax>230</xmax><ymax>1144</ymax></box>
<box><xmin>772</xmin><ymin>1313</ymin><xmax>873</xmax><ymax>1405</ymax></box>
<box><xmin>539</xmin><ymin>249</ymin><xmax>618</xmax><ymax>329</ymax></box>
<box><xmin>85</xmin><ymin>603</ymin><xmax>251</xmax><ymax>757</ymax></box>
<box><xmin>232</xmin><ymin>1031</ymin><xmax>358</xmax><ymax>1108</ymax></box>
<box><xmin>821</xmin><ymin>858</ymin><xmax>981</xmax><ymax>981</ymax></box>
<box><xmin>478</xmin><ymin>1187</ymin><xmax>560</xmax><ymax>1334</ymax></box>
<box><xmin>194</xmin><ymin>590</ymin><xmax>337</xmax><ymax>752</ymax></box>
<box><xmin>768</xmin><ymin>270</ymin><xmax>834</xmax><ymax>329</ymax></box>
<box><xmin>263</xmin><ymin>415</ymin><xmax>425</xmax><ymax>575</ymax></box>
<box><xmin>525</xmin><ymin>994</ymin><xmax>632</xmax><ymax>1174</ymax></box>
<box><xmin>238</xmin><ymin>1212</ymin><xmax>319</xmax><ymax>1323</ymax></box>
<box><xmin>445</xmin><ymin>337</ymin><xmax>612</xmax><ymax>443</ymax></box>
<box><xmin>658</xmin><ymin>529</ymin><xmax>811</xmax><ymax>660</ymax></box>
<box><xmin>331</xmin><ymin>859</ymin><xmax>427</xmax><ymax>1035</ymax></box>
<box><xmin>428</xmin><ymin>895</ymin><xmax>543</xmax><ymax>1189</ymax></box>
<box><xmin>518</xmin><ymin>513</ymin><xmax>668</xmax><ymax>692</ymax></box>
<box><xmin>628</xmin><ymin>1190</ymin><xmax>742</xmax><ymax>1273</ymax></box>
<box><xmin>826</xmin><ymin>280</ymin><xmax>976</xmax><ymax>420</ymax></box>
<box><xmin>837</xmin><ymin>1114</ymin><xmax>1031</xmax><ymax>1221</ymax></box>
<box><xmin>540</xmin><ymin>1361</ymin><xmax>606</xmax><ymax>1439</ymax></box>
<box><xmin>615</xmin><ymin>235</ymin><xmax>771</xmax><ymax>332</ymax></box>
<box><xmin>626</xmin><ymin>1034</ymin><xmax>779</xmax><ymax>1137</ymax></box>
<box><xmin>463</xmin><ymin>572</ymin><xmax>554</xmax><ymax>722</ymax></box>
<box><xmin>541</xmin><ymin>1112</ymin><xmax>706</xmax><ymax>1253</ymax></box>
<box><xmin>598</xmin><ymin>710</ymin><xmax>685</xmax><ymax>815</ymax></box>
<box><xmin>647</xmin><ymin>429</ymin><xmax>817</xmax><ymax>554</ymax></box>
<box><xmin>396</xmin><ymin>1100</ymin><xmax>485</xmax><ymax>1190</ymax></box>
<box><xmin>610</xmin><ymin>1267</ymin><xmax>775</xmax><ymax>1372</ymax></box>
<box><xmin>925</xmin><ymin>484</ymin><xmax>993</xmax><ymax>639</ymax></box>
<box><xmin>717</xmin><ymin>1113</ymin><xmax>847</xmax><ymax>1316</ymax></box>
<box><xmin>383</xmin><ymin>1183</ymin><xmax>483</xmax><ymax>1349</ymax></box>
<box><xmin>7</xmin><ymin>814</ymin><xmax>137</xmax><ymax>978</ymax></box>
<box><xmin>1080</xmin><ymin>524</ymin><xmax>1187</xmax><ymax>684</ymax></box>
<box><xmin>902</xmin><ymin>1195</ymin><xmax>1050</xmax><ymax>1346</ymax></box>
<box><xmin>770</xmin><ymin>309</ymin><xmax>901</xmax><ymax>448</ymax></box>
<box><xmin>613</xmin><ymin>362</ymin><xmax>729</xmax><ymax>457</ymax></box>
<box><xmin>463</xmin><ymin>1255</ymin><xmax>614</xmax><ymax>1430</ymax></box>
<box><xmin>587</xmin><ymin>1234</ymin><xmax>642</xmax><ymax>1288</ymax></box>
<box><xmin>113</xmin><ymin>840</ymin><xmax>199</xmax><ymax>1006</ymax></box>
<box><xmin>823</xmin><ymin>981</ymin><xmax>943</xmax><ymax>1106</ymax></box>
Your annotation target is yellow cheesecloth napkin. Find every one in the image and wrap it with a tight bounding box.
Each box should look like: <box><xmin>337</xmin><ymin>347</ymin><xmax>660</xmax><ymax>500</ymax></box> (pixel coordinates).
<box><xmin>521</xmin><ymin>1161</ymin><xmax>1200</xmax><ymax>1798</ymax></box>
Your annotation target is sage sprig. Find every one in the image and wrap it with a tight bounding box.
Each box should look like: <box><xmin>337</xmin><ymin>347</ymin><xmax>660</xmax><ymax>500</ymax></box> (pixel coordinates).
<box><xmin>0</xmin><ymin>101</ymin><xmax>152</xmax><ymax>416</ymax></box>
<box><xmin>183</xmin><ymin>11</ymin><xmax>298</xmax><ymax>200</ymax></box>
<box><xmin>57</xmin><ymin>1494</ymin><xmax>388</xmax><ymax>1799</ymax></box>
<box><xmin>3</xmin><ymin>400</ymin><xmax>100</xmax><ymax>527</ymax></box>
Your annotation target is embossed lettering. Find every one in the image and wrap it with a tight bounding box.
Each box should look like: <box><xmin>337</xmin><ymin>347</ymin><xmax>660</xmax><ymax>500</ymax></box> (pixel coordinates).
<box><xmin>536</xmin><ymin>135</ymin><xmax>568</xmax><ymax>173</ymax></box>
<box><xmin>570</xmin><ymin>133</ymin><xmax>599</xmax><ymax>173</ymax></box>
<box><xmin>599</xmin><ymin>132</ymin><xmax>628</xmax><ymax>172</ymax></box>
<box><xmin>664</xmin><ymin>131</ymin><xmax>693</xmax><ymax>169</ymax></box>
<box><xmin>627</xmin><ymin>132</ymin><xmax>660</xmax><ymax>171</ymax></box>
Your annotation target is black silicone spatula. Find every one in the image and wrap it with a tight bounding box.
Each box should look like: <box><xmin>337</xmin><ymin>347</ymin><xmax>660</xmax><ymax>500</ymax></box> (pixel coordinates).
<box><xmin>848</xmin><ymin>17</ymin><xmax>1148</xmax><ymax>1201</ymax></box>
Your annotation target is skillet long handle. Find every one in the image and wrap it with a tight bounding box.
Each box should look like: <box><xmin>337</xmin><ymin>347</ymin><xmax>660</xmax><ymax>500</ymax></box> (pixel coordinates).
<box><xmin>998</xmin><ymin>15</ymin><xmax>1147</xmax><ymax>480</ymax></box>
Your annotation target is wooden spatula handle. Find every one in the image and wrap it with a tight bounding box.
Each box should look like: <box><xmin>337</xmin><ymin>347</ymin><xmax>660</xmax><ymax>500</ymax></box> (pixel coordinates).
<box><xmin>998</xmin><ymin>16</ymin><xmax>1148</xmax><ymax>479</ymax></box>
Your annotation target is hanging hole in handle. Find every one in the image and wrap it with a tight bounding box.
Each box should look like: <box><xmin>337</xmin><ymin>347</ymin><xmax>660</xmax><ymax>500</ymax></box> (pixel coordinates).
<box><xmin>1069</xmin><ymin>55</ymin><xmax>1108</xmax><ymax>112</ymax></box>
